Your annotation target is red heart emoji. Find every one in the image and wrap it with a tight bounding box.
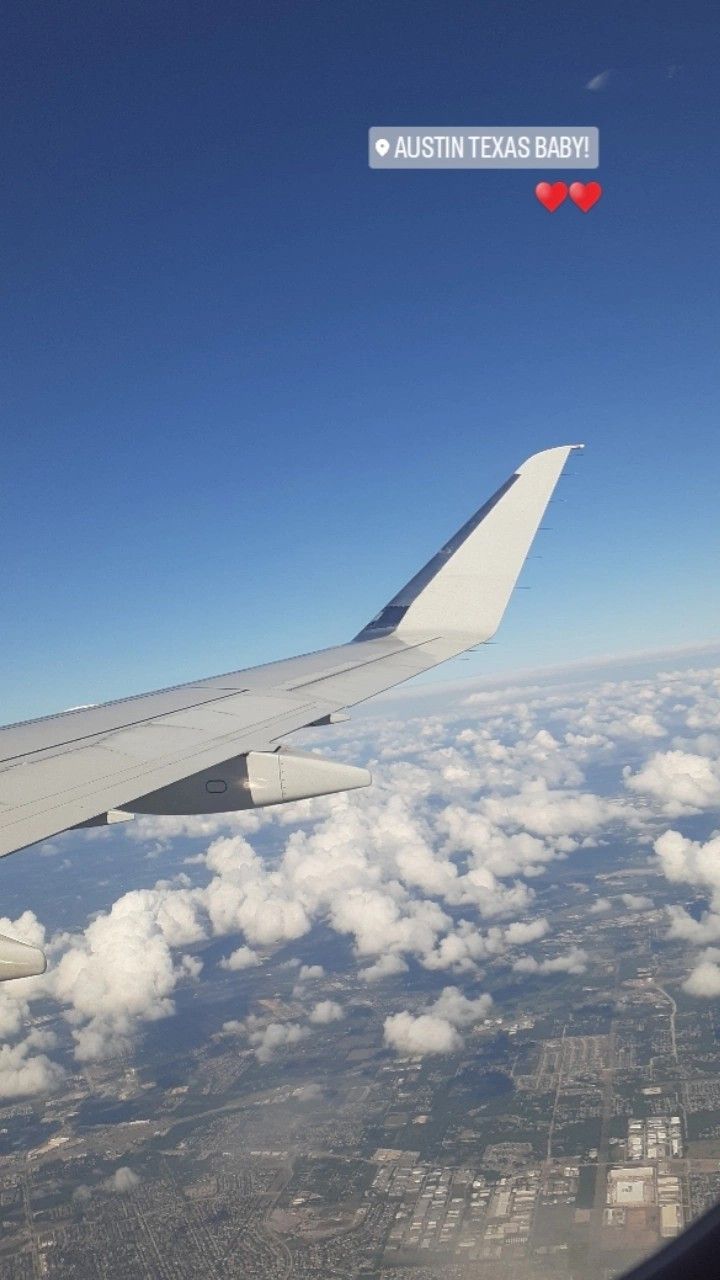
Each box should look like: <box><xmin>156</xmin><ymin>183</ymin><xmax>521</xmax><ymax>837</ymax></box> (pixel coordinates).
<box><xmin>569</xmin><ymin>181</ymin><xmax>602</xmax><ymax>212</ymax></box>
<box><xmin>535</xmin><ymin>181</ymin><xmax>568</xmax><ymax>212</ymax></box>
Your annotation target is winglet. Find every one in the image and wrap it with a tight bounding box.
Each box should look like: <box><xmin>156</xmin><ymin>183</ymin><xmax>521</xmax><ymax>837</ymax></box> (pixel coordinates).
<box><xmin>355</xmin><ymin>444</ymin><xmax>582</xmax><ymax>645</ymax></box>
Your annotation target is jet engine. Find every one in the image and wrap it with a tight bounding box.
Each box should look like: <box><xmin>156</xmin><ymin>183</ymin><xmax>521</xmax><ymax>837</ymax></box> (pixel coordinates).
<box><xmin>0</xmin><ymin>932</ymin><xmax>47</xmax><ymax>982</ymax></box>
<box><xmin>117</xmin><ymin>749</ymin><xmax>371</xmax><ymax>816</ymax></box>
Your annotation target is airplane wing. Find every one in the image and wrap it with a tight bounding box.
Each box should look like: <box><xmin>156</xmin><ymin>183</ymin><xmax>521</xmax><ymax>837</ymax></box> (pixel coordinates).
<box><xmin>0</xmin><ymin>445</ymin><xmax>581</xmax><ymax>864</ymax></box>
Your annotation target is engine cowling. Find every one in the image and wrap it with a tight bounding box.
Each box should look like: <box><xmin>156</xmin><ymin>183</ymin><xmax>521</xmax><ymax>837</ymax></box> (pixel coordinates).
<box><xmin>120</xmin><ymin>749</ymin><xmax>371</xmax><ymax>816</ymax></box>
<box><xmin>0</xmin><ymin>932</ymin><xmax>46</xmax><ymax>982</ymax></box>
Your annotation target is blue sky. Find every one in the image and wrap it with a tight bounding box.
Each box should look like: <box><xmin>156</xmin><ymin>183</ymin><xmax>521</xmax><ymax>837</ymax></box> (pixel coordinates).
<box><xmin>2</xmin><ymin>0</ymin><xmax>718</xmax><ymax>723</ymax></box>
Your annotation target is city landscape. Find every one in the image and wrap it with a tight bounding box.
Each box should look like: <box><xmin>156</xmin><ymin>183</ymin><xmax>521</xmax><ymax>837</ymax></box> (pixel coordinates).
<box><xmin>0</xmin><ymin>659</ymin><xmax>719</xmax><ymax>1279</ymax></box>
<box><xmin>2</xmin><ymin>841</ymin><xmax>720</xmax><ymax>1278</ymax></box>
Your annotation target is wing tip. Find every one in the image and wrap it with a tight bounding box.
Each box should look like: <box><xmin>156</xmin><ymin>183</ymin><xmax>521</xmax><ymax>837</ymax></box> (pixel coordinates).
<box><xmin>517</xmin><ymin>442</ymin><xmax>585</xmax><ymax>472</ymax></box>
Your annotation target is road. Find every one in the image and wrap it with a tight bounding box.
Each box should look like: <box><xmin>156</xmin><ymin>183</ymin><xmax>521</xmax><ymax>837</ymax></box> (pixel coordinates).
<box><xmin>589</xmin><ymin>962</ymin><xmax>621</xmax><ymax>1260</ymax></box>
<box><xmin>546</xmin><ymin>1023</ymin><xmax>568</xmax><ymax>1160</ymax></box>
<box><xmin>652</xmin><ymin>983</ymin><xmax>678</xmax><ymax>1062</ymax></box>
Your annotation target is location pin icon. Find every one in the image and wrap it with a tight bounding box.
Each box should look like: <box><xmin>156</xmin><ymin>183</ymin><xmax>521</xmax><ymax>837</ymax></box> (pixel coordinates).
<box><xmin>375</xmin><ymin>138</ymin><xmax>390</xmax><ymax>157</ymax></box>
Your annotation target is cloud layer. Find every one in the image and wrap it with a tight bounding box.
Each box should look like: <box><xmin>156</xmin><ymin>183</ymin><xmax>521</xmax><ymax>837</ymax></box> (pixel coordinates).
<box><xmin>2</xmin><ymin>660</ymin><xmax>718</xmax><ymax>1091</ymax></box>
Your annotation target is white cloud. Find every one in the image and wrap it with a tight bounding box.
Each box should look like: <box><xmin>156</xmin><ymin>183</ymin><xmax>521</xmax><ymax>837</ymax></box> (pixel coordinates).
<box><xmin>129</xmin><ymin>811</ymin><xmax>262</xmax><ymax>842</ymax></box>
<box><xmin>297</xmin><ymin>964</ymin><xmax>324</xmax><ymax>982</ymax></box>
<box><xmin>666</xmin><ymin>906</ymin><xmax>720</xmax><ymax>944</ymax></box>
<box><xmin>0</xmin><ymin>1036</ymin><xmax>65</xmax><ymax>1100</ymax></box>
<box><xmin>586</xmin><ymin>69</ymin><xmax>612</xmax><ymax>91</ymax></box>
<box><xmin>383</xmin><ymin>985</ymin><xmax>492</xmax><ymax>1057</ymax></box>
<box><xmin>439</xmin><ymin>805</ymin><xmax>559</xmax><ymax>883</ymax></box>
<box><xmin>503</xmin><ymin>918</ymin><xmax>549</xmax><ymax>945</ymax></box>
<box><xmin>683</xmin><ymin>950</ymin><xmax>720</xmax><ymax>998</ymax></box>
<box><xmin>427</xmin><ymin>986</ymin><xmax>493</xmax><ymax>1026</ymax></box>
<box><xmin>0</xmin><ymin>995</ymin><xmax>28</xmax><ymax>1039</ymax></box>
<box><xmin>615</xmin><ymin>713</ymin><xmax>666</xmax><ymax>739</ymax></box>
<box><xmin>248</xmin><ymin>1021</ymin><xmax>308</xmax><ymax>1063</ymax></box>
<box><xmin>654</xmin><ymin>829</ymin><xmax>720</xmax><ymax>889</ymax></box>
<box><xmin>620</xmin><ymin>893</ymin><xmax>653</xmax><ymax>911</ymax></box>
<box><xmin>46</xmin><ymin>889</ymin><xmax>187</xmax><ymax>1061</ymax></box>
<box><xmin>422</xmin><ymin>918</ymin><xmax>549</xmax><ymax>974</ymax></box>
<box><xmin>106</xmin><ymin>1167</ymin><xmax>140</xmax><ymax>1193</ymax></box>
<box><xmin>179</xmin><ymin>955</ymin><xmax>203</xmax><ymax>981</ymax></box>
<box><xmin>384</xmin><ymin>1012</ymin><xmax>462</xmax><ymax>1056</ymax></box>
<box><xmin>589</xmin><ymin>897</ymin><xmax>612</xmax><ymax>914</ymax></box>
<box><xmin>652</xmin><ymin>829</ymin><xmax>720</xmax><ymax>992</ymax></box>
<box><xmin>513</xmin><ymin>947</ymin><xmax>588</xmax><ymax>976</ymax></box>
<box><xmin>359</xmin><ymin>954</ymin><xmax>409</xmax><ymax>982</ymax></box>
<box><xmin>220</xmin><ymin>945</ymin><xmax>260</xmax><ymax>971</ymax></box>
<box><xmin>625</xmin><ymin>751</ymin><xmax>720</xmax><ymax>815</ymax></box>
<box><xmin>480</xmin><ymin>781</ymin><xmax>630</xmax><ymax>841</ymax></box>
<box><xmin>0</xmin><ymin>914</ymin><xmax>64</xmax><ymax>1098</ymax></box>
<box><xmin>202</xmin><ymin>836</ymin><xmax>311</xmax><ymax>945</ymax></box>
<box><xmin>308</xmin><ymin>1000</ymin><xmax>344</xmax><ymax>1024</ymax></box>
<box><xmin>221</xmin><ymin>1019</ymin><xmax>245</xmax><ymax>1035</ymax></box>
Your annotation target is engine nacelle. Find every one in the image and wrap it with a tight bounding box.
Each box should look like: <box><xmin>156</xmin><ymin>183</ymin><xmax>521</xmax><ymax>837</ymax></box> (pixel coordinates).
<box><xmin>0</xmin><ymin>932</ymin><xmax>46</xmax><ymax>982</ymax></box>
<box><xmin>121</xmin><ymin>749</ymin><xmax>371</xmax><ymax>816</ymax></box>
